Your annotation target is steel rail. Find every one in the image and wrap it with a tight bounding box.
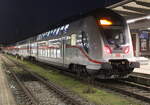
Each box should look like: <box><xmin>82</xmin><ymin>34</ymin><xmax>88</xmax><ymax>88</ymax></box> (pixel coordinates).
<box><xmin>128</xmin><ymin>73</ymin><xmax>150</xmax><ymax>86</ymax></box>
<box><xmin>5</xmin><ymin>56</ymin><xmax>86</xmax><ymax>105</ymax></box>
<box><xmin>5</xmin><ymin>55</ymin><xmax>150</xmax><ymax>104</ymax></box>
<box><xmin>10</xmin><ymin>70</ymin><xmax>39</xmax><ymax>105</ymax></box>
<box><xmin>95</xmin><ymin>80</ymin><xmax>150</xmax><ymax>103</ymax></box>
<box><xmin>1</xmin><ymin>58</ymin><xmax>39</xmax><ymax>105</ymax></box>
<box><xmin>33</xmin><ymin>58</ymin><xmax>150</xmax><ymax>103</ymax></box>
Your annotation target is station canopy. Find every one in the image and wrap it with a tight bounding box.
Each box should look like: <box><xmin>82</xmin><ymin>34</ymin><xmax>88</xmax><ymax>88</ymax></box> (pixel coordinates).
<box><xmin>107</xmin><ymin>0</ymin><xmax>150</xmax><ymax>30</ymax></box>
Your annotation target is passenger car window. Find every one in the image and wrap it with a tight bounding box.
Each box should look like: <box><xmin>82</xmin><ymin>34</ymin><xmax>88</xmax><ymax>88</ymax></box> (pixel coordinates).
<box><xmin>71</xmin><ymin>34</ymin><xmax>76</xmax><ymax>46</ymax></box>
<box><xmin>66</xmin><ymin>36</ymin><xmax>71</xmax><ymax>45</ymax></box>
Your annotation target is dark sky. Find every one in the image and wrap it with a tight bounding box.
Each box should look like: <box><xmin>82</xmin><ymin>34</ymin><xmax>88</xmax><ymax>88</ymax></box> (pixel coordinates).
<box><xmin>0</xmin><ymin>0</ymin><xmax>122</xmax><ymax>45</ymax></box>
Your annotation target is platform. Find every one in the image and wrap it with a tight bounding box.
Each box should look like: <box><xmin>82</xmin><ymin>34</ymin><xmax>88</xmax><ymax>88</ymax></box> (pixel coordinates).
<box><xmin>0</xmin><ymin>58</ymin><xmax>16</xmax><ymax>105</ymax></box>
<box><xmin>133</xmin><ymin>60</ymin><xmax>150</xmax><ymax>75</ymax></box>
<box><xmin>135</xmin><ymin>57</ymin><xmax>150</xmax><ymax>65</ymax></box>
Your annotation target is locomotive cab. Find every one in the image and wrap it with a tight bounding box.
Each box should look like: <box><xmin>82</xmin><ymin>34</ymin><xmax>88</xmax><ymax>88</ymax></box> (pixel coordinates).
<box><xmin>94</xmin><ymin>11</ymin><xmax>140</xmax><ymax>78</ymax></box>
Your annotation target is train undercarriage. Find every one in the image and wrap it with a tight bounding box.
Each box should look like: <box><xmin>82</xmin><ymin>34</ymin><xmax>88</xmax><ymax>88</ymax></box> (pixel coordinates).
<box><xmin>69</xmin><ymin>59</ymin><xmax>139</xmax><ymax>79</ymax></box>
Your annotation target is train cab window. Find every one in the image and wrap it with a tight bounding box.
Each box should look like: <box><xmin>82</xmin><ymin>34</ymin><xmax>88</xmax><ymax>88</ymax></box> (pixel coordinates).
<box><xmin>102</xmin><ymin>26</ymin><xmax>125</xmax><ymax>45</ymax></box>
<box><xmin>81</xmin><ymin>31</ymin><xmax>89</xmax><ymax>53</ymax></box>
<box><xmin>97</xmin><ymin>16</ymin><xmax>125</xmax><ymax>46</ymax></box>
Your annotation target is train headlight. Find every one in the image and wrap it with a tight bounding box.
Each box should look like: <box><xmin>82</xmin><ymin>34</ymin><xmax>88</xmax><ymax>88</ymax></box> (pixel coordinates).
<box><xmin>104</xmin><ymin>45</ymin><xmax>112</xmax><ymax>54</ymax></box>
<box><xmin>99</xmin><ymin>19</ymin><xmax>112</xmax><ymax>26</ymax></box>
<box><xmin>123</xmin><ymin>46</ymin><xmax>130</xmax><ymax>54</ymax></box>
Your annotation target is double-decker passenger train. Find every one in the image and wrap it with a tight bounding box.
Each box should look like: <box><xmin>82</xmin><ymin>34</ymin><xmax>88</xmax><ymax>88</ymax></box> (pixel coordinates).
<box><xmin>4</xmin><ymin>8</ymin><xmax>140</xmax><ymax>79</ymax></box>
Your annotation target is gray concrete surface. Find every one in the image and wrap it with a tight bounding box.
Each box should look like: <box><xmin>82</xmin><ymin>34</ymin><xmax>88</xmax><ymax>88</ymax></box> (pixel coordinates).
<box><xmin>134</xmin><ymin>59</ymin><xmax>150</xmax><ymax>74</ymax></box>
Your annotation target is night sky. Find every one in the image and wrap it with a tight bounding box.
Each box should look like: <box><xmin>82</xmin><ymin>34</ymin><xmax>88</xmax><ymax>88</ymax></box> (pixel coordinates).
<box><xmin>0</xmin><ymin>0</ymin><xmax>122</xmax><ymax>45</ymax></box>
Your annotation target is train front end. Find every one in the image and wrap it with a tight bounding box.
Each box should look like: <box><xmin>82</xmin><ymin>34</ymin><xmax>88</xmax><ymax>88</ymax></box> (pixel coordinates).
<box><xmin>94</xmin><ymin>10</ymin><xmax>140</xmax><ymax>78</ymax></box>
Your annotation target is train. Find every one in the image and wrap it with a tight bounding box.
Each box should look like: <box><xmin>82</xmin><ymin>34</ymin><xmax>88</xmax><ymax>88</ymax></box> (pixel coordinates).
<box><xmin>3</xmin><ymin>8</ymin><xmax>140</xmax><ymax>79</ymax></box>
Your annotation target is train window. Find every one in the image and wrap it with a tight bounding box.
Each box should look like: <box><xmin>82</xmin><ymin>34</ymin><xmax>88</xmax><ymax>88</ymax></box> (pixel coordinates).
<box><xmin>50</xmin><ymin>48</ymin><xmax>53</xmax><ymax>57</ymax></box>
<box><xmin>53</xmin><ymin>48</ymin><xmax>57</xmax><ymax>58</ymax></box>
<box><xmin>42</xmin><ymin>33</ymin><xmax>44</xmax><ymax>38</ymax></box>
<box><xmin>60</xmin><ymin>26</ymin><xmax>65</xmax><ymax>31</ymax></box>
<box><xmin>76</xmin><ymin>34</ymin><xmax>82</xmax><ymax>46</ymax></box>
<box><xmin>57</xmin><ymin>49</ymin><xmax>61</xmax><ymax>58</ymax></box>
<box><xmin>56</xmin><ymin>28</ymin><xmax>60</xmax><ymax>35</ymax></box>
<box><xmin>64</xmin><ymin>24</ymin><xmax>69</xmax><ymax>31</ymax></box>
<box><xmin>45</xmin><ymin>49</ymin><xmax>48</xmax><ymax>57</ymax></box>
<box><xmin>41</xmin><ymin>49</ymin><xmax>43</xmax><ymax>56</ymax></box>
<box><xmin>66</xmin><ymin>36</ymin><xmax>71</xmax><ymax>45</ymax></box>
<box><xmin>71</xmin><ymin>34</ymin><xmax>76</xmax><ymax>46</ymax></box>
<box><xmin>81</xmin><ymin>31</ymin><xmax>89</xmax><ymax>53</ymax></box>
<box><xmin>47</xmin><ymin>31</ymin><xmax>50</xmax><ymax>37</ymax></box>
<box><xmin>38</xmin><ymin>35</ymin><xmax>42</xmax><ymax>41</ymax></box>
<box><xmin>102</xmin><ymin>26</ymin><xmax>125</xmax><ymax>45</ymax></box>
<box><xmin>39</xmin><ymin>49</ymin><xmax>41</xmax><ymax>56</ymax></box>
<box><xmin>43</xmin><ymin>34</ymin><xmax>46</xmax><ymax>39</ymax></box>
<box><xmin>47</xmin><ymin>49</ymin><xmax>50</xmax><ymax>57</ymax></box>
<box><xmin>58</xmin><ymin>26</ymin><xmax>66</xmax><ymax>34</ymax></box>
<box><xmin>47</xmin><ymin>32</ymin><xmax>50</xmax><ymax>37</ymax></box>
<box><xmin>53</xmin><ymin>29</ymin><xmax>56</xmax><ymax>35</ymax></box>
<box><xmin>50</xmin><ymin>30</ymin><xmax>53</xmax><ymax>36</ymax></box>
<box><xmin>46</xmin><ymin>32</ymin><xmax>50</xmax><ymax>37</ymax></box>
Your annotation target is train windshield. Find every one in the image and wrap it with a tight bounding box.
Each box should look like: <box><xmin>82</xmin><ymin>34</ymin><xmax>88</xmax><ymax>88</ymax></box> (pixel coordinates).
<box><xmin>102</xmin><ymin>26</ymin><xmax>125</xmax><ymax>45</ymax></box>
<box><xmin>95</xmin><ymin>9</ymin><xmax>126</xmax><ymax>45</ymax></box>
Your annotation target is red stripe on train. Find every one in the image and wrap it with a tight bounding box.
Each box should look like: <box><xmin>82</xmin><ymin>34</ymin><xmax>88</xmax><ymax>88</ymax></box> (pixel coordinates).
<box><xmin>66</xmin><ymin>45</ymin><xmax>102</xmax><ymax>64</ymax></box>
<box><xmin>5</xmin><ymin>45</ymin><xmax>103</xmax><ymax>64</ymax></box>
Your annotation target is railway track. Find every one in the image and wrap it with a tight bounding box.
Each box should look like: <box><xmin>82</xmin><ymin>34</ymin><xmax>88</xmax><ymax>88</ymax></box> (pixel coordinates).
<box><xmin>4</xmin><ymin>55</ymin><xmax>150</xmax><ymax>104</ymax></box>
<box><xmin>31</xmin><ymin>59</ymin><xmax>150</xmax><ymax>103</ymax></box>
<box><xmin>2</xmin><ymin>59</ymin><xmax>39</xmax><ymax>105</ymax></box>
<box><xmin>3</xmin><ymin>55</ymin><xmax>94</xmax><ymax>105</ymax></box>
<box><xmin>32</xmin><ymin>58</ymin><xmax>150</xmax><ymax>103</ymax></box>
<box><xmin>128</xmin><ymin>72</ymin><xmax>150</xmax><ymax>86</ymax></box>
<box><xmin>95</xmin><ymin>80</ymin><xmax>150</xmax><ymax>103</ymax></box>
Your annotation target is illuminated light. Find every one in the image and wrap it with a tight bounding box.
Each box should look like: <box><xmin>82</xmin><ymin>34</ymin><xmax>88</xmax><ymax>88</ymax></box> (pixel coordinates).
<box><xmin>122</xmin><ymin>61</ymin><xmax>125</xmax><ymax>64</ymax></box>
<box><xmin>123</xmin><ymin>46</ymin><xmax>130</xmax><ymax>54</ymax></box>
<box><xmin>127</xmin><ymin>15</ymin><xmax>150</xmax><ymax>24</ymax></box>
<box><xmin>104</xmin><ymin>45</ymin><xmax>112</xmax><ymax>54</ymax></box>
<box><xmin>100</xmin><ymin>19</ymin><xmax>112</xmax><ymax>25</ymax></box>
<box><xmin>146</xmin><ymin>16</ymin><xmax>150</xmax><ymax>19</ymax></box>
<box><xmin>127</xmin><ymin>19</ymin><xmax>136</xmax><ymax>24</ymax></box>
<box><xmin>147</xmin><ymin>28</ymin><xmax>150</xmax><ymax>30</ymax></box>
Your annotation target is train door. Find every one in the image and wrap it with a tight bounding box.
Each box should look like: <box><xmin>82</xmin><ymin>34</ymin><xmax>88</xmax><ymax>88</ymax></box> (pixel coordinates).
<box><xmin>56</xmin><ymin>37</ymin><xmax>65</xmax><ymax>66</ymax></box>
<box><xmin>62</xmin><ymin>38</ymin><xmax>65</xmax><ymax>66</ymax></box>
<box><xmin>64</xmin><ymin>34</ymin><xmax>77</xmax><ymax>66</ymax></box>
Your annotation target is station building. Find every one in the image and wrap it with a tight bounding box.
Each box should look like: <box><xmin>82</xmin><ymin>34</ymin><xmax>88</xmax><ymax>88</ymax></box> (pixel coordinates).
<box><xmin>107</xmin><ymin>0</ymin><xmax>150</xmax><ymax>57</ymax></box>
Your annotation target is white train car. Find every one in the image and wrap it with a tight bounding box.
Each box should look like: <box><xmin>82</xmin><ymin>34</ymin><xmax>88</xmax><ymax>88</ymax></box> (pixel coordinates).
<box><xmin>4</xmin><ymin>8</ymin><xmax>140</xmax><ymax>79</ymax></box>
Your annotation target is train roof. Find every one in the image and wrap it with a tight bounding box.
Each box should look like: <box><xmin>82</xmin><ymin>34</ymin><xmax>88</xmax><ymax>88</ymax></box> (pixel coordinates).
<box><xmin>50</xmin><ymin>8</ymin><xmax>121</xmax><ymax>29</ymax></box>
<box><xmin>10</xmin><ymin>8</ymin><xmax>122</xmax><ymax>46</ymax></box>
